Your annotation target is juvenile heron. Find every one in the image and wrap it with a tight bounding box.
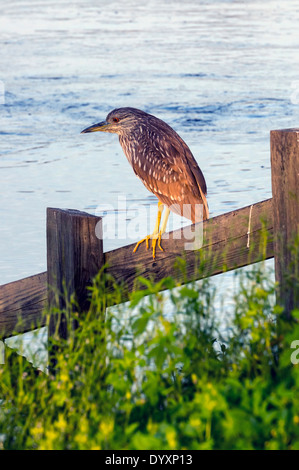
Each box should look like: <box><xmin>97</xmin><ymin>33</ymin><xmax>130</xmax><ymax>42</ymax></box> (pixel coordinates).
<box><xmin>81</xmin><ymin>107</ymin><xmax>209</xmax><ymax>258</ymax></box>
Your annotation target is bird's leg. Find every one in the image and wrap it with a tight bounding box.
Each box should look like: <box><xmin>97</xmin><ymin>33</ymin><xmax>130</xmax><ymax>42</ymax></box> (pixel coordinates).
<box><xmin>133</xmin><ymin>202</ymin><xmax>164</xmax><ymax>257</ymax></box>
<box><xmin>152</xmin><ymin>207</ymin><xmax>170</xmax><ymax>257</ymax></box>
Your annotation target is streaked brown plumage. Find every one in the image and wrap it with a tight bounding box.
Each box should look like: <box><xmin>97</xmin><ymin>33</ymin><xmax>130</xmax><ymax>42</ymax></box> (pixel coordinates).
<box><xmin>81</xmin><ymin>107</ymin><xmax>209</xmax><ymax>257</ymax></box>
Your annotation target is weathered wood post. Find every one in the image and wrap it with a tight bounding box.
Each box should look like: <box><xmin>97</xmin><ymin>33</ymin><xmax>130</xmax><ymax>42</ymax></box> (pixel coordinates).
<box><xmin>271</xmin><ymin>129</ymin><xmax>299</xmax><ymax>319</ymax></box>
<box><xmin>47</xmin><ymin>208</ymin><xmax>103</xmax><ymax>368</ymax></box>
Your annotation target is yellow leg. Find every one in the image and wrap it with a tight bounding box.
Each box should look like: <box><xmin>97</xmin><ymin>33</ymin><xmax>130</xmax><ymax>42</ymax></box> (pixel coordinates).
<box><xmin>151</xmin><ymin>207</ymin><xmax>170</xmax><ymax>258</ymax></box>
<box><xmin>133</xmin><ymin>202</ymin><xmax>169</xmax><ymax>258</ymax></box>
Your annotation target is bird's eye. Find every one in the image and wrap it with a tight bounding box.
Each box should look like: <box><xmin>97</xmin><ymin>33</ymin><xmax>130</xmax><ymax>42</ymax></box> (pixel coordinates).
<box><xmin>112</xmin><ymin>117</ymin><xmax>119</xmax><ymax>123</ymax></box>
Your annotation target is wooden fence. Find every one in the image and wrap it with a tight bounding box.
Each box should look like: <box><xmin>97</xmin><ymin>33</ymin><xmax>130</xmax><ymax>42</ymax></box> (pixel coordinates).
<box><xmin>0</xmin><ymin>128</ymin><xmax>298</xmax><ymax>342</ymax></box>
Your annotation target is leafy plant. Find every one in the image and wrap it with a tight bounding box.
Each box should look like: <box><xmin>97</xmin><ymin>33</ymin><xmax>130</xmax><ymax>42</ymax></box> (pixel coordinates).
<box><xmin>0</xmin><ymin>262</ymin><xmax>299</xmax><ymax>450</ymax></box>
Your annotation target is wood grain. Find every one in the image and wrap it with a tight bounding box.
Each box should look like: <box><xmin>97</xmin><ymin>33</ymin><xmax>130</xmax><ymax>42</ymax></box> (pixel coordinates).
<box><xmin>0</xmin><ymin>199</ymin><xmax>274</xmax><ymax>338</ymax></box>
<box><xmin>47</xmin><ymin>208</ymin><xmax>104</xmax><ymax>340</ymax></box>
<box><xmin>0</xmin><ymin>272</ymin><xmax>47</xmax><ymax>337</ymax></box>
<box><xmin>105</xmin><ymin>198</ymin><xmax>274</xmax><ymax>296</ymax></box>
<box><xmin>271</xmin><ymin>129</ymin><xmax>299</xmax><ymax>317</ymax></box>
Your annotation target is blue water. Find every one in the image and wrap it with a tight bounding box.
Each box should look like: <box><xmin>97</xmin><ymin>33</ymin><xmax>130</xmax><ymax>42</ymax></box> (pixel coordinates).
<box><xmin>1</xmin><ymin>0</ymin><xmax>299</xmax><ymax>363</ymax></box>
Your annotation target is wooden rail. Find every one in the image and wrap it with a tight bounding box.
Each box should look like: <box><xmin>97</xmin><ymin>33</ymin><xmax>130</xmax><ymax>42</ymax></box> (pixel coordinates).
<box><xmin>105</xmin><ymin>198</ymin><xmax>273</xmax><ymax>293</ymax></box>
<box><xmin>0</xmin><ymin>273</ymin><xmax>47</xmax><ymax>338</ymax></box>
<box><xmin>0</xmin><ymin>128</ymin><xmax>298</xmax><ymax>341</ymax></box>
<box><xmin>0</xmin><ymin>199</ymin><xmax>273</xmax><ymax>339</ymax></box>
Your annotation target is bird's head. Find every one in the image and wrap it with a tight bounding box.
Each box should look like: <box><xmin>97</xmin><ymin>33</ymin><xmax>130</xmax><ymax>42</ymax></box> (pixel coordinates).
<box><xmin>81</xmin><ymin>107</ymin><xmax>149</xmax><ymax>135</ymax></box>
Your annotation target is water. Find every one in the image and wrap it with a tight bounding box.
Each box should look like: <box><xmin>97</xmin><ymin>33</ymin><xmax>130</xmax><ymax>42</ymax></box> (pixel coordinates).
<box><xmin>1</xmin><ymin>0</ymin><xmax>298</xmax><ymax>361</ymax></box>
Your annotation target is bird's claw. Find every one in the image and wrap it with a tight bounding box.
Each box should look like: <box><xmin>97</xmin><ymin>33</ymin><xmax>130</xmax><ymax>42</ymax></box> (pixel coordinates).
<box><xmin>133</xmin><ymin>232</ymin><xmax>164</xmax><ymax>259</ymax></box>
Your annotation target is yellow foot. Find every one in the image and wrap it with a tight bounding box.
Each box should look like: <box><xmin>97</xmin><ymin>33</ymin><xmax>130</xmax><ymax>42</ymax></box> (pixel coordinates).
<box><xmin>133</xmin><ymin>231</ymin><xmax>164</xmax><ymax>259</ymax></box>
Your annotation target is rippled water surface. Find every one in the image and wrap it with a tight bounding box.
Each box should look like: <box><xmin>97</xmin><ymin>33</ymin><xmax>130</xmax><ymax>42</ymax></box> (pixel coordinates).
<box><xmin>1</xmin><ymin>1</ymin><xmax>298</xmax><ymax>286</ymax></box>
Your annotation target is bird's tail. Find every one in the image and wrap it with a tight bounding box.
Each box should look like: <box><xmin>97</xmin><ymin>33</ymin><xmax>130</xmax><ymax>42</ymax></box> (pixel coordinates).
<box><xmin>201</xmin><ymin>192</ymin><xmax>209</xmax><ymax>221</ymax></box>
<box><xmin>192</xmin><ymin>186</ymin><xmax>209</xmax><ymax>223</ymax></box>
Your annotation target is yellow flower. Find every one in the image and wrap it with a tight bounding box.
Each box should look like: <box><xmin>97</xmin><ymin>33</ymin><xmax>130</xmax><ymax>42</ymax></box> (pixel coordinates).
<box><xmin>100</xmin><ymin>418</ymin><xmax>114</xmax><ymax>437</ymax></box>
<box><xmin>206</xmin><ymin>399</ymin><xmax>217</xmax><ymax>411</ymax></box>
<box><xmin>42</xmin><ymin>429</ymin><xmax>59</xmax><ymax>449</ymax></box>
<box><xmin>166</xmin><ymin>429</ymin><xmax>176</xmax><ymax>449</ymax></box>
<box><xmin>161</xmin><ymin>318</ymin><xmax>172</xmax><ymax>334</ymax></box>
<box><xmin>74</xmin><ymin>433</ymin><xmax>88</xmax><ymax>445</ymax></box>
<box><xmin>31</xmin><ymin>422</ymin><xmax>43</xmax><ymax>438</ymax></box>
<box><xmin>147</xmin><ymin>419</ymin><xmax>158</xmax><ymax>435</ymax></box>
<box><xmin>190</xmin><ymin>417</ymin><xmax>201</xmax><ymax>428</ymax></box>
<box><xmin>46</xmin><ymin>429</ymin><xmax>58</xmax><ymax>441</ymax></box>
<box><xmin>80</xmin><ymin>417</ymin><xmax>89</xmax><ymax>434</ymax></box>
<box><xmin>60</xmin><ymin>372</ymin><xmax>69</xmax><ymax>382</ymax></box>
<box><xmin>191</xmin><ymin>373</ymin><xmax>198</xmax><ymax>384</ymax></box>
<box><xmin>207</xmin><ymin>382</ymin><xmax>217</xmax><ymax>396</ymax></box>
<box><xmin>55</xmin><ymin>414</ymin><xmax>67</xmax><ymax>432</ymax></box>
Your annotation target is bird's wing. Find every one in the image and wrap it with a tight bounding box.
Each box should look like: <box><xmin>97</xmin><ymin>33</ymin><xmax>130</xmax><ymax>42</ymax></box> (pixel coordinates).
<box><xmin>163</xmin><ymin>133</ymin><xmax>209</xmax><ymax>221</ymax></box>
<box><xmin>128</xmin><ymin>127</ymin><xmax>209</xmax><ymax>222</ymax></box>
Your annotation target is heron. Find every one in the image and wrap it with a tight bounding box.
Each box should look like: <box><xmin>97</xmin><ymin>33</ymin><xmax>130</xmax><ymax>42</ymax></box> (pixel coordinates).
<box><xmin>81</xmin><ymin>107</ymin><xmax>209</xmax><ymax>259</ymax></box>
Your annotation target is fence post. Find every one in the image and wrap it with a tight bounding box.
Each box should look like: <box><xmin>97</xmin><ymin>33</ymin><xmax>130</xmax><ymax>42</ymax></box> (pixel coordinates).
<box><xmin>47</xmin><ymin>208</ymin><xmax>103</xmax><ymax>368</ymax></box>
<box><xmin>271</xmin><ymin>129</ymin><xmax>299</xmax><ymax>319</ymax></box>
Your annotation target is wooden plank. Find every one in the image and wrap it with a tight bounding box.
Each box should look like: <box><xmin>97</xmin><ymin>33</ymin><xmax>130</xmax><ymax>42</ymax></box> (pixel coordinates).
<box><xmin>0</xmin><ymin>199</ymin><xmax>273</xmax><ymax>338</ymax></box>
<box><xmin>271</xmin><ymin>129</ymin><xmax>299</xmax><ymax>318</ymax></box>
<box><xmin>105</xmin><ymin>198</ymin><xmax>274</xmax><ymax>297</ymax></box>
<box><xmin>47</xmin><ymin>208</ymin><xmax>104</xmax><ymax>341</ymax></box>
<box><xmin>0</xmin><ymin>272</ymin><xmax>47</xmax><ymax>338</ymax></box>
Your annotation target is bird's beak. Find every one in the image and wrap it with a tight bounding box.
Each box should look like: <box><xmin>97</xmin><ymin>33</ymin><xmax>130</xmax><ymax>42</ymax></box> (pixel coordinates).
<box><xmin>81</xmin><ymin>121</ymin><xmax>110</xmax><ymax>133</ymax></box>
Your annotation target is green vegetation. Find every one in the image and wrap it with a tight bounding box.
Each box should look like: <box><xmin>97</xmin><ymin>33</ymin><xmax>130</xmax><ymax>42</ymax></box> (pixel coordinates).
<box><xmin>0</xmin><ymin>262</ymin><xmax>299</xmax><ymax>450</ymax></box>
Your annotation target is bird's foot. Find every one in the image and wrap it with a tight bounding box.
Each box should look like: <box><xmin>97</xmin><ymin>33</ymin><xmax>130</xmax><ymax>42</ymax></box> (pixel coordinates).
<box><xmin>133</xmin><ymin>231</ymin><xmax>164</xmax><ymax>259</ymax></box>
